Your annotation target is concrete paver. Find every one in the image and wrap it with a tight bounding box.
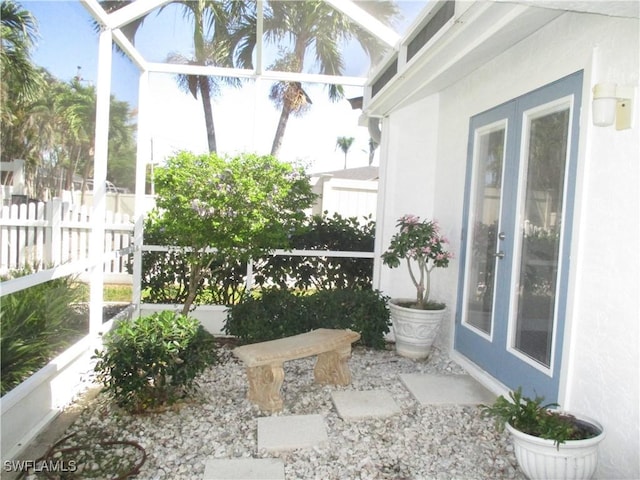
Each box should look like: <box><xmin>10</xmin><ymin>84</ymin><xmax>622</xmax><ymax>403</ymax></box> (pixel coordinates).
<box><xmin>203</xmin><ymin>458</ymin><xmax>285</xmax><ymax>480</ymax></box>
<box><xmin>400</xmin><ymin>373</ymin><xmax>496</xmax><ymax>405</ymax></box>
<box><xmin>257</xmin><ymin>414</ymin><xmax>327</xmax><ymax>452</ymax></box>
<box><xmin>331</xmin><ymin>389</ymin><xmax>400</xmax><ymax>420</ymax></box>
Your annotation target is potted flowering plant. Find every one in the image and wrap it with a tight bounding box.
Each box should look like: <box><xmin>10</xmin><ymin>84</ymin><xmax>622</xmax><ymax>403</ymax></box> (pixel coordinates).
<box><xmin>381</xmin><ymin>214</ymin><xmax>453</xmax><ymax>359</ymax></box>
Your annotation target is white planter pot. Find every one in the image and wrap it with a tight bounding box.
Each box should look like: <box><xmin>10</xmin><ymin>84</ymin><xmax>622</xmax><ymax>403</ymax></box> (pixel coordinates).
<box><xmin>389</xmin><ymin>299</ymin><xmax>446</xmax><ymax>360</ymax></box>
<box><xmin>506</xmin><ymin>416</ymin><xmax>605</xmax><ymax>480</ymax></box>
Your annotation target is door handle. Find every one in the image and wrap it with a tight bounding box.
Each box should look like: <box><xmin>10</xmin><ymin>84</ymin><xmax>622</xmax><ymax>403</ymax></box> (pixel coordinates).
<box><xmin>498</xmin><ymin>232</ymin><xmax>506</xmax><ymax>240</ymax></box>
<box><xmin>494</xmin><ymin>251</ymin><xmax>505</xmax><ymax>259</ymax></box>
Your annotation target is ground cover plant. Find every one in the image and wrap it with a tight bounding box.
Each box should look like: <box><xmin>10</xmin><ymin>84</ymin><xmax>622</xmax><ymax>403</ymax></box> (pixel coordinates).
<box><xmin>225</xmin><ymin>288</ymin><xmax>390</xmax><ymax>349</ymax></box>
<box><xmin>93</xmin><ymin>311</ymin><xmax>217</xmax><ymax>413</ymax></box>
<box><xmin>103</xmin><ymin>284</ymin><xmax>132</xmax><ymax>302</ymax></box>
<box><xmin>0</xmin><ymin>270</ymin><xmax>86</xmax><ymax>395</ymax></box>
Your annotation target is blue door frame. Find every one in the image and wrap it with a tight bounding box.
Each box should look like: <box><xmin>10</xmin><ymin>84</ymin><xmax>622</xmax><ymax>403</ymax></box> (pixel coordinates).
<box><xmin>454</xmin><ymin>71</ymin><xmax>583</xmax><ymax>402</ymax></box>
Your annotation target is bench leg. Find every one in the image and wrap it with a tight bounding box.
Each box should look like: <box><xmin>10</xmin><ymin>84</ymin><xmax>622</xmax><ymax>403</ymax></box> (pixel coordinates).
<box><xmin>314</xmin><ymin>345</ymin><xmax>352</xmax><ymax>386</ymax></box>
<box><xmin>246</xmin><ymin>364</ymin><xmax>284</xmax><ymax>412</ymax></box>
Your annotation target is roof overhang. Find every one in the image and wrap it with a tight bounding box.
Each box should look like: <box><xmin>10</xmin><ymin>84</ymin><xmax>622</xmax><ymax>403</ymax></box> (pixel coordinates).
<box><xmin>363</xmin><ymin>0</ymin><xmax>639</xmax><ymax>117</ymax></box>
<box><xmin>502</xmin><ymin>0</ymin><xmax>639</xmax><ymax>19</ymax></box>
<box><xmin>363</xmin><ymin>1</ymin><xmax>566</xmax><ymax>117</ymax></box>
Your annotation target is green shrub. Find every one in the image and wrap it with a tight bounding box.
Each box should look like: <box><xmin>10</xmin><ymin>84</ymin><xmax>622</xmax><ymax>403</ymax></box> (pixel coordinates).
<box><xmin>223</xmin><ymin>289</ymin><xmax>310</xmax><ymax>343</ymax></box>
<box><xmin>308</xmin><ymin>289</ymin><xmax>391</xmax><ymax>349</ymax></box>
<box><xmin>225</xmin><ymin>289</ymin><xmax>390</xmax><ymax>349</ymax></box>
<box><xmin>147</xmin><ymin>152</ymin><xmax>316</xmax><ymax>314</ymax></box>
<box><xmin>140</xmin><ymin>213</ymin><xmax>376</xmax><ymax>307</ymax></box>
<box><xmin>1</xmin><ymin>271</ymin><xmax>86</xmax><ymax>395</ymax></box>
<box><xmin>139</xmin><ymin>215</ymin><xmax>250</xmax><ymax>306</ymax></box>
<box><xmin>255</xmin><ymin>213</ymin><xmax>375</xmax><ymax>290</ymax></box>
<box><xmin>93</xmin><ymin>311</ymin><xmax>217</xmax><ymax>413</ymax></box>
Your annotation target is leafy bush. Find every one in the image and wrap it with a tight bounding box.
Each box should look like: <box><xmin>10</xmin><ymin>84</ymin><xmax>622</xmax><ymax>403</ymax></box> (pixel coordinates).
<box><xmin>223</xmin><ymin>289</ymin><xmax>311</xmax><ymax>343</ymax></box>
<box><xmin>148</xmin><ymin>152</ymin><xmax>316</xmax><ymax>314</ymax></box>
<box><xmin>1</xmin><ymin>271</ymin><xmax>86</xmax><ymax>395</ymax></box>
<box><xmin>140</xmin><ymin>218</ymin><xmax>247</xmax><ymax>306</ymax></box>
<box><xmin>255</xmin><ymin>213</ymin><xmax>375</xmax><ymax>290</ymax></box>
<box><xmin>308</xmin><ymin>289</ymin><xmax>390</xmax><ymax>349</ymax></box>
<box><xmin>93</xmin><ymin>311</ymin><xmax>217</xmax><ymax>413</ymax></box>
<box><xmin>225</xmin><ymin>288</ymin><xmax>390</xmax><ymax>349</ymax></box>
<box><xmin>140</xmin><ymin>212</ymin><xmax>376</xmax><ymax>307</ymax></box>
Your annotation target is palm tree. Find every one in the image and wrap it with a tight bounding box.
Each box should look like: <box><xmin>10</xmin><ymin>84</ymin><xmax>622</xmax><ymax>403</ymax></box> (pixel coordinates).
<box><xmin>27</xmin><ymin>77</ymin><xmax>133</xmax><ymax>199</ymax></box>
<box><xmin>95</xmin><ymin>1</ymin><xmax>145</xmax><ymax>44</ymax></box>
<box><xmin>41</xmin><ymin>79</ymin><xmax>96</xmax><ymax>196</ymax></box>
<box><xmin>0</xmin><ymin>0</ymin><xmax>44</xmax><ymax>171</ymax></box>
<box><xmin>99</xmin><ymin>1</ymin><xmax>246</xmax><ymax>153</ymax></box>
<box><xmin>336</xmin><ymin>136</ymin><xmax>355</xmax><ymax>169</ymax></box>
<box><xmin>0</xmin><ymin>1</ymin><xmax>136</xmax><ymax>200</ymax></box>
<box><xmin>167</xmin><ymin>39</ymin><xmax>239</xmax><ymax>153</ymax></box>
<box><xmin>267</xmin><ymin>53</ymin><xmax>314</xmax><ymax>155</ymax></box>
<box><xmin>233</xmin><ymin>1</ymin><xmax>399</xmax><ymax>158</ymax></box>
<box><xmin>0</xmin><ymin>0</ymin><xmax>41</xmax><ymax>106</ymax></box>
<box><xmin>107</xmin><ymin>97</ymin><xmax>136</xmax><ymax>192</ymax></box>
<box><xmin>165</xmin><ymin>1</ymin><xmax>244</xmax><ymax>153</ymax></box>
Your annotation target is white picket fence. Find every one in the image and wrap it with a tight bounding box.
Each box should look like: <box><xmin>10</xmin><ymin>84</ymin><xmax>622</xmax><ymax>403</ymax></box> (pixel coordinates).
<box><xmin>0</xmin><ymin>198</ymin><xmax>134</xmax><ymax>279</ymax></box>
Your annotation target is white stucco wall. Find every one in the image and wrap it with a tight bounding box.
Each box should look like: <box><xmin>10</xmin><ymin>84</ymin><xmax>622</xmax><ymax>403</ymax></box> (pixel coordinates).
<box><xmin>376</xmin><ymin>10</ymin><xmax>639</xmax><ymax>479</ymax></box>
<box><xmin>562</xmin><ymin>14</ymin><xmax>640</xmax><ymax>480</ymax></box>
<box><xmin>375</xmin><ymin>94</ymin><xmax>443</xmax><ymax>311</ymax></box>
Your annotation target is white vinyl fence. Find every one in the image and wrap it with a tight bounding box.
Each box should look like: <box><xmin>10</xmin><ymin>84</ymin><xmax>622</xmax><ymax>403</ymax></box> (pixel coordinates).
<box><xmin>310</xmin><ymin>177</ymin><xmax>378</xmax><ymax>221</ymax></box>
<box><xmin>0</xmin><ymin>198</ymin><xmax>134</xmax><ymax>280</ymax></box>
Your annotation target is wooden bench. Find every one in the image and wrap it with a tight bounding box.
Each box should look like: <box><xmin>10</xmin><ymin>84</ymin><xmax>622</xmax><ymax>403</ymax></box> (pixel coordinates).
<box><xmin>233</xmin><ymin>328</ymin><xmax>361</xmax><ymax>412</ymax></box>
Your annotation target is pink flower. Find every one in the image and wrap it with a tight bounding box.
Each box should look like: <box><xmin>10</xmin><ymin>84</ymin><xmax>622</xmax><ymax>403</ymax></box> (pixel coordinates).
<box><xmin>402</xmin><ymin>214</ymin><xmax>420</xmax><ymax>224</ymax></box>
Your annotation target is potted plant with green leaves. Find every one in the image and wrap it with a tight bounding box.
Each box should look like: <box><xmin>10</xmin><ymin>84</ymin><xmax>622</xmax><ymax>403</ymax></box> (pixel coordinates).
<box><xmin>381</xmin><ymin>214</ymin><xmax>453</xmax><ymax>359</ymax></box>
<box><xmin>481</xmin><ymin>387</ymin><xmax>605</xmax><ymax>480</ymax></box>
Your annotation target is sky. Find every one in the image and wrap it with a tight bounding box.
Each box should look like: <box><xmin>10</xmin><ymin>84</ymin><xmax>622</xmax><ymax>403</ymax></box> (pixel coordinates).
<box><xmin>24</xmin><ymin>0</ymin><xmax>427</xmax><ymax>176</ymax></box>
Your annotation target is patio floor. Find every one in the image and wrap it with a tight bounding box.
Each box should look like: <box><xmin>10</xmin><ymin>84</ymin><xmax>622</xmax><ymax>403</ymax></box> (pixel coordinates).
<box><xmin>11</xmin><ymin>343</ymin><xmax>525</xmax><ymax>480</ymax></box>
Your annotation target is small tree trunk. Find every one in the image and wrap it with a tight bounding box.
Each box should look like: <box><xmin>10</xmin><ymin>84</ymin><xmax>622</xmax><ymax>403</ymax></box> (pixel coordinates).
<box><xmin>182</xmin><ymin>268</ymin><xmax>201</xmax><ymax>315</ymax></box>
<box><xmin>181</xmin><ymin>253</ymin><xmax>205</xmax><ymax>315</ymax></box>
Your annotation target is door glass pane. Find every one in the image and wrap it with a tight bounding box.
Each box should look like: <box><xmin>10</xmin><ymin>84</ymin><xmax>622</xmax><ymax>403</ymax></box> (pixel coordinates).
<box><xmin>513</xmin><ymin>107</ymin><xmax>570</xmax><ymax>366</ymax></box>
<box><xmin>463</xmin><ymin>124</ymin><xmax>506</xmax><ymax>335</ymax></box>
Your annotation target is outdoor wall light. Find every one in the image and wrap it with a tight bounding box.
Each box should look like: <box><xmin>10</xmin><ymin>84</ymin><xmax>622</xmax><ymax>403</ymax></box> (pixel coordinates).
<box><xmin>592</xmin><ymin>83</ymin><xmax>634</xmax><ymax>130</ymax></box>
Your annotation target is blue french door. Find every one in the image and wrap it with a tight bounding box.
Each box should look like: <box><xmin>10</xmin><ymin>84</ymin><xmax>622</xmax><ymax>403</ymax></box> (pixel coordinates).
<box><xmin>454</xmin><ymin>71</ymin><xmax>583</xmax><ymax>402</ymax></box>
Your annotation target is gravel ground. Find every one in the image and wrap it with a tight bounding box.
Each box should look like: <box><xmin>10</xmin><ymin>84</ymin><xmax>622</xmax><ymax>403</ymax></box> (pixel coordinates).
<box><xmin>26</xmin><ymin>344</ymin><xmax>526</xmax><ymax>480</ymax></box>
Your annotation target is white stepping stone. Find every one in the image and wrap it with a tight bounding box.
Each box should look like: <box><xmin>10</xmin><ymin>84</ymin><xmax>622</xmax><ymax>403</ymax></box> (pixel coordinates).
<box><xmin>400</xmin><ymin>373</ymin><xmax>496</xmax><ymax>406</ymax></box>
<box><xmin>331</xmin><ymin>389</ymin><xmax>400</xmax><ymax>420</ymax></box>
<box><xmin>257</xmin><ymin>414</ymin><xmax>328</xmax><ymax>452</ymax></box>
<box><xmin>203</xmin><ymin>458</ymin><xmax>284</xmax><ymax>480</ymax></box>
